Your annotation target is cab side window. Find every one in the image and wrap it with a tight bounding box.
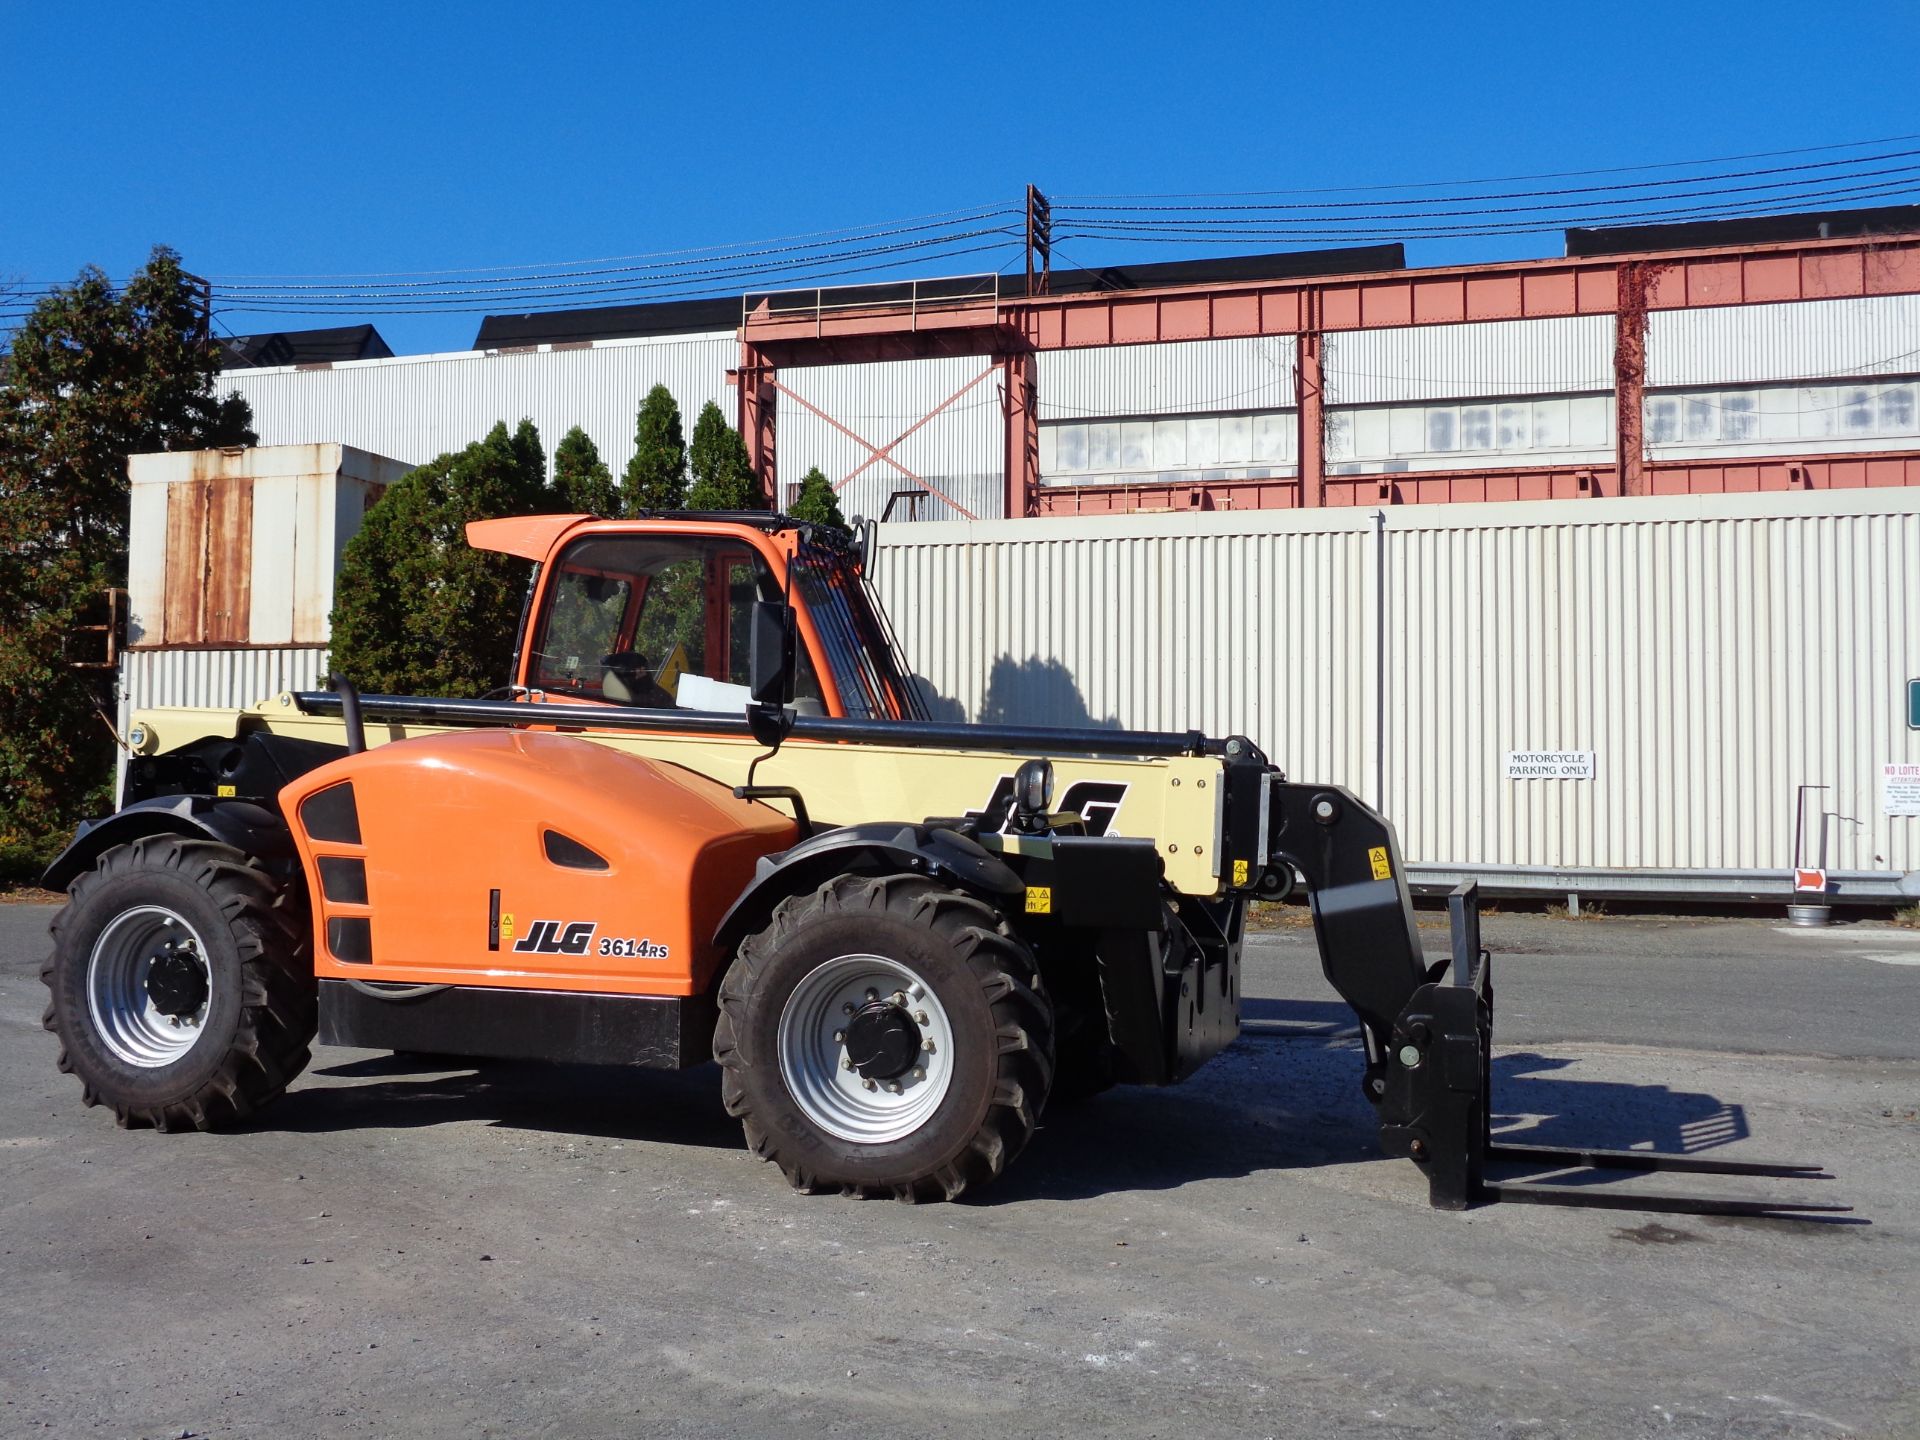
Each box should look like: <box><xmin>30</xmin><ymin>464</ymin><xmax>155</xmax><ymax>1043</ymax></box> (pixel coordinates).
<box><xmin>536</xmin><ymin>572</ymin><xmax>631</xmax><ymax>692</ymax></box>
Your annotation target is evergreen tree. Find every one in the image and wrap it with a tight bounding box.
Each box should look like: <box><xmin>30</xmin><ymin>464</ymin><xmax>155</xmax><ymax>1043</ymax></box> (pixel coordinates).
<box><xmin>621</xmin><ymin>384</ymin><xmax>686</xmax><ymax>514</ymax></box>
<box><xmin>509</xmin><ymin>417</ymin><xmax>545</xmax><ymax>488</ymax></box>
<box><xmin>684</xmin><ymin>400</ymin><xmax>759</xmax><ymax>511</ymax></box>
<box><xmin>787</xmin><ymin>466</ymin><xmax>849</xmax><ymax>533</ymax></box>
<box><xmin>328</xmin><ymin>421</ymin><xmax>547</xmax><ymax>698</ymax></box>
<box><xmin>551</xmin><ymin>426</ymin><xmax>617</xmax><ymax>515</ymax></box>
<box><xmin>0</xmin><ymin>246</ymin><xmax>255</xmax><ymax>876</ymax></box>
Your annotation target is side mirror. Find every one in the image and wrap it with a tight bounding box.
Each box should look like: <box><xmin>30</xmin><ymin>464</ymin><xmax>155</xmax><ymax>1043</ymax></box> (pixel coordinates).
<box><xmin>749</xmin><ymin>600</ymin><xmax>797</xmax><ymax>707</ymax></box>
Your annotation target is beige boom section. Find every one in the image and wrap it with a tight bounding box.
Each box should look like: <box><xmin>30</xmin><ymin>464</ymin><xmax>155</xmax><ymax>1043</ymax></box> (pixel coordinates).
<box><xmin>870</xmin><ymin>489</ymin><xmax>1920</xmax><ymax>889</ymax></box>
<box><xmin>125</xmin><ymin>701</ymin><xmax>1230</xmax><ymax>897</ymax></box>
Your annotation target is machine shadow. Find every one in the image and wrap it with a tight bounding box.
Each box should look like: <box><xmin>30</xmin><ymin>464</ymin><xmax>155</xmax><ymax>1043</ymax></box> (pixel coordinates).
<box><xmin>277</xmin><ymin>1055</ymin><xmax>743</xmax><ymax>1151</ymax></box>
<box><xmin>271</xmin><ymin>1005</ymin><xmax>1767</xmax><ymax>1204</ymax></box>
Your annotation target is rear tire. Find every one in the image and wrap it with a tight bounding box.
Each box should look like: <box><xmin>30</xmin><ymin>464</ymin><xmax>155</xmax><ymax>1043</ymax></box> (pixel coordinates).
<box><xmin>716</xmin><ymin>874</ymin><xmax>1053</xmax><ymax>1201</ymax></box>
<box><xmin>41</xmin><ymin>835</ymin><xmax>316</xmax><ymax>1131</ymax></box>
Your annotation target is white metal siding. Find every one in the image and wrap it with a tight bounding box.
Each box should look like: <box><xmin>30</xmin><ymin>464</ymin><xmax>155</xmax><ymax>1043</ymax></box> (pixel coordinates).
<box><xmin>775</xmin><ymin>356</ymin><xmax>1006</xmax><ymax>522</ymax></box>
<box><xmin>1038</xmin><ymin>337</ymin><xmax>1298</xmax><ymax>419</ymax></box>
<box><xmin>873</xmin><ymin>490</ymin><xmax>1920</xmax><ymax>875</ymax></box>
<box><xmin>122</xmin><ymin>646</ymin><xmax>328</xmax><ymax>711</ymax></box>
<box><xmin>1649</xmin><ymin>295</ymin><xmax>1920</xmax><ymax>388</ymax></box>
<box><xmin>220</xmin><ymin>333</ymin><xmax>737</xmax><ymax>483</ymax></box>
<box><xmin>1327</xmin><ymin>315</ymin><xmax>1616</xmax><ymax>406</ymax></box>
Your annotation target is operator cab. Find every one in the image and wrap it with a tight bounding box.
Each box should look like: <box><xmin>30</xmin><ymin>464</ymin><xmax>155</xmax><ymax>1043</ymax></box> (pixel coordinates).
<box><xmin>518</xmin><ymin>521</ymin><xmax>924</xmax><ymax>722</ymax></box>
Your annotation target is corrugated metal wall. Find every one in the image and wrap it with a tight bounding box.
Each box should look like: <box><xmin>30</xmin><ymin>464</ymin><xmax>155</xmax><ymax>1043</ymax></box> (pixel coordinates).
<box><xmin>221</xmin><ymin>333</ymin><xmax>736</xmax><ymax>480</ymax></box>
<box><xmin>1326</xmin><ymin>315</ymin><xmax>1615</xmax><ymax>404</ymax></box>
<box><xmin>775</xmin><ymin>356</ymin><xmax>1006</xmax><ymax>521</ymax></box>
<box><xmin>1648</xmin><ymin>295</ymin><xmax>1920</xmax><ymax>387</ymax></box>
<box><xmin>1038</xmin><ymin>336</ymin><xmax>1297</xmax><ymax>418</ymax></box>
<box><xmin>872</xmin><ymin>489</ymin><xmax>1920</xmax><ymax>875</ymax></box>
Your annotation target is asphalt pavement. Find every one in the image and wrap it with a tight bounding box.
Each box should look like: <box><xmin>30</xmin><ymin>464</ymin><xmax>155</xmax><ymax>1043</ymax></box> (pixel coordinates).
<box><xmin>2</xmin><ymin>900</ymin><xmax>1916</xmax><ymax>1440</ymax></box>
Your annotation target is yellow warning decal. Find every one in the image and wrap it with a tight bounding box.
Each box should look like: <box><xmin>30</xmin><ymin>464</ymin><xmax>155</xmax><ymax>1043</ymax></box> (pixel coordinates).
<box><xmin>1232</xmin><ymin>859</ymin><xmax>1250</xmax><ymax>886</ymax></box>
<box><xmin>1368</xmin><ymin>846</ymin><xmax>1392</xmax><ymax>881</ymax></box>
<box><xmin>216</xmin><ymin>784</ymin><xmax>237</xmax><ymax>798</ymax></box>
<box><xmin>1025</xmin><ymin>886</ymin><xmax>1052</xmax><ymax>915</ymax></box>
<box><xmin>655</xmin><ymin>642</ymin><xmax>690</xmax><ymax>699</ymax></box>
<box><xmin>499</xmin><ymin>913</ymin><xmax>516</xmax><ymax>943</ymax></box>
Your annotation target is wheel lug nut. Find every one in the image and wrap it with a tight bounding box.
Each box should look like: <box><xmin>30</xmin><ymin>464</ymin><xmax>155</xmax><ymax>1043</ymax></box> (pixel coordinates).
<box><xmin>912</xmin><ymin>1067</ymin><xmax>926</xmax><ymax>1080</ymax></box>
<box><xmin>842</xmin><ymin>1003</ymin><xmax>854</xmax><ymax>1015</ymax></box>
<box><xmin>914</xmin><ymin>1011</ymin><xmax>928</xmax><ymax>1025</ymax></box>
<box><xmin>862</xmin><ymin>1078</ymin><xmax>877</xmax><ymax>1091</ymax></box>
<box><xmin>922</xmin><ymin>1039</ymin><xmax>936</xmax><ymax>1054</ymax></box>
<box><xmin>842</xmin><ymin>1056</ymin><xmax>854</xmax><ymax>1070</ymax></box>
<box><xmin>886</xmin><ymin>1081</ymin><xmax>903</xmax><ymax>1094</ymax></box>
<box><xmin>865</xmin><ymin>989</ymin><xmax>878</xmax><ymax>1001</ymax></box>
<box><xmin>833</xmin><ymin>1029</ymin><xmax>845</xmax><ymax>1043</ymax></box>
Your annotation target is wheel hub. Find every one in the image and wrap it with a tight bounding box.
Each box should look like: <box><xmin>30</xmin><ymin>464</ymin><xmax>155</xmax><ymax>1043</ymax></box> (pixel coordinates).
<box><xmin>843</xmin><ymin>999</ymin><xmax>922</xmax><ymax>1081</ymax></box>
<box><xmin>145</xmin><ymin>946</ymin><xmax>208</xmax><ymax>1020</ymax></box>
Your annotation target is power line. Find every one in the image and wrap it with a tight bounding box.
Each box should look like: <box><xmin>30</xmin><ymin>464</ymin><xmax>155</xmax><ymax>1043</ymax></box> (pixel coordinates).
<box><xmin>1056</xmin><ymin>132</ymin><xmax>1920</xmax><ymax>200</ymax></box>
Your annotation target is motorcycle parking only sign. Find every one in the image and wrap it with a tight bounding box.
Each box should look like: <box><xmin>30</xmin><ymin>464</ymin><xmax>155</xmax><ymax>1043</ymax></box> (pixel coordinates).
<box><xmin>1505</xmin><ymin>750</ymin><xmax>1596</xmax><ymax>780</ymax></box>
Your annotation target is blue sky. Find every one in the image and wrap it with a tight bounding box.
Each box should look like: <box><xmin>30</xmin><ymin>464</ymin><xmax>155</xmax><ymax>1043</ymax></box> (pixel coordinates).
<box><xmin>4</xmin><ymin>2</ymin><xmax>1918</xmax><ymax>356</ymax></box>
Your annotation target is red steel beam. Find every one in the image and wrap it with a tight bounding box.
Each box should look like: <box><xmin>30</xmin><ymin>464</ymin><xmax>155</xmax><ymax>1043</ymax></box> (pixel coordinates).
<box><xmin>1032</xmin><ymin>451</ymin><xmax>1920</xmax><ymax>515</ymax></box>
<box><xmin>743</xmin><ymin>232</ymin><xmax>1920</xmax><ymax>360</ymax></box>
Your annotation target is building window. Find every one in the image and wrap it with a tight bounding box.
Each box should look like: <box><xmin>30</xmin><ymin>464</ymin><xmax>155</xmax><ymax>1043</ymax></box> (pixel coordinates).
<box><xmin>1039</xmin><ymin>408</ymin><xmax>1298</xmax><ymax>487</ymax></box>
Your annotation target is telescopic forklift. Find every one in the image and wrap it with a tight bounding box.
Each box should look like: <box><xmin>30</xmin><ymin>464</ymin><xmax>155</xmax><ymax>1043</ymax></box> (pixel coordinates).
<box><xmin>39</xmin><ymin>510</ymin><xmax>1842</xmax><ymax>1214</ymax></box>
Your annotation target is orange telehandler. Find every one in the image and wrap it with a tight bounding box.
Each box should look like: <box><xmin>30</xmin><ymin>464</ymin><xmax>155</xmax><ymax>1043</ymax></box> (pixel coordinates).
<box><xmin>39</xmin><ymin>510</ymin><xmax>1842</xmax><ymax>1214</ymax></box>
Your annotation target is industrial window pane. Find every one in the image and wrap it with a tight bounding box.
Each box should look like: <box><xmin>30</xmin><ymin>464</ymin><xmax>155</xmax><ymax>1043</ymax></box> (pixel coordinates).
<box><xmin>1352</xmin><ymin>407</ymin><xmax>1390</xmax><ymax>458</ymax></box>
<box><xmin>1645</xmin><ymin>397</ymin><xmax>1680</xmax><ymax>445</ymax></box>
<box><xmin>1186</xmin><ymin>416</ymin><xmax>1219</xmax><ymax>467</ymax></box>
<box><xmin>1053</xmin><ymin>423</ymin><xmax>1087</xmax><ymax>471</ymax></box>
<box><xmin>1882</xmin><ymin>384</ymin><xmax>1917</xmax><ymax>433</ymax></box>
<box><xmin>1795</xmin><ymin>387</ymin><xmax>1834</xmax><ymax>439</ymax></box>
<box><xmin>1570</xmin><ymin>395</ymin><xmax>1610</xmax><ymax>448</ymax></box>
<box><xmin>1037</xmin><ymin>424</ymin><xmax>1057</xmax><ymax>475</ymax></box>
<box><xmin>1088</xmin><ymin>421</ymin><xmax>1119</xmax><ymax>469</ymax></box>
<box><xmin>1389</xmin><ymin>405</ymin><xmax>1425</xmax><ymax>454</ymax></box>
<box><xmin>1757</xmin><ymin>387</ymin><xmax>1802</xmax><ymax>442</ymax></box>
<box><xmin>1324</xmin><ymin>411</ymin><xmax>1353</xmax><ymax>461</ymax></box>
<box><xmin>1842</xmin><ymin>388</ymin><xmax>1877</xmax><ymax>433</ymax></box>
<box><xmin>1531</xmin><ymin>398</ymin><xmax>1570</xmax><ymax>449</ymax></box>
<box><xmin>1495</xmin><ymin>405</ymin><xmax>1529</xmax><ymax>450</ymax></box>
<box><xmin>1720</xmin><ymin>392</ymin><xmax>1757</xmax><ymax>442</ymax></box>
<box><xmin>1426</xmin><ymin>408</ymin><xmax>1456</xmax><ymax>452</ymax></box>
<box><xmin>1120</xmin><ymin>422</ymin><xmax>1152</xmax><ymax>469</ymax></box>
<box><xmin>1459</xmin><ymin>407</ymin><xmax>1493</xmax><ymax>450</ymax></box>
<box><xmin>1683</xmin><ymin>397</ymin><xmax>1714</xmax><ymax>442</ymax></box>
<box><xmin>1252</xmin><ymin>412</ymin><xmax>1289</xmax><ymax>462</ymax></box>
<box><xmin>1152</xmin><ymin>420</ymin><xmax>1186</xmax><ymax>468</ymax></box>
<box><xmin>1218</xmin><ymin>413</ymin><xmax>1252</xmax><ymax>463</ymax></box>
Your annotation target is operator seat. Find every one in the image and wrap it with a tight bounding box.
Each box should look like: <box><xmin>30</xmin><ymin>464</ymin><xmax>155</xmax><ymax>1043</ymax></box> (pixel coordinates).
<box><xmin>600</xmin><ymin>652</ymin><xmax>676</xmax><ymax>708</ymax></box>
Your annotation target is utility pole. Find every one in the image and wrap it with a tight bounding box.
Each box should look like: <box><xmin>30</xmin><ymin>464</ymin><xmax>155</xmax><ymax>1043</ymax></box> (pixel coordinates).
<box><xmin>1024</xmin><ymin>185</ymin><xmax>1052</xmax><ymax>296</ymax></box>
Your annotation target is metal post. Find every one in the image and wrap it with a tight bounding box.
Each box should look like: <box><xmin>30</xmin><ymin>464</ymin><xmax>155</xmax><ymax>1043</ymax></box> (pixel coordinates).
<box><xmin>1296</xmin><ymin>298</ymin><xmax>1325</xmax><ymax>508</ymax></box>
<box><xmin>1375</xmin><ymin>508</ymin><xmax>1387</xmax><ymax>810</ymax></box>
<box><xmin>1613</xmin><ymin>260</ymin><xmax>1651</xmax><ymax>497</ymax></box>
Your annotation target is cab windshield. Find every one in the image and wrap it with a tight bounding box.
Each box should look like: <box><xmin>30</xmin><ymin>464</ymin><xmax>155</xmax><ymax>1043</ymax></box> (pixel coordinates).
<box><xmin>524</xmin><ymin>532</ymin><xmax>920</xmax><ymax>720</ymax></box>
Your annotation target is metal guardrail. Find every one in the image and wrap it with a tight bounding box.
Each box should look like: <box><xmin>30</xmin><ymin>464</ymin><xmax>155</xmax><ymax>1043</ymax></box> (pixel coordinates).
<box><xmin>1405</xmin><ymin>862</ymin><xmax>1920</xmax><ymax>907</ymax></box>
<box><xmin>742</xmin><ymin>273</ymin><xmax>1001</xmax><ymax>331</ymax></box>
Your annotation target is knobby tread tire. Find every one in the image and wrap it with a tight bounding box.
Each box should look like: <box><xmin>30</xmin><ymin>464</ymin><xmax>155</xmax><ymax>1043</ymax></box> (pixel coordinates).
<box><xmin>715</xmin><ymin>873</ymin><xmax>1054</xmax><ymax>1203</ymax></box>
<box><xmin>41</xmin><ymin>835</ymin><xmax>317</xmax><ymax>1131</ymax></box>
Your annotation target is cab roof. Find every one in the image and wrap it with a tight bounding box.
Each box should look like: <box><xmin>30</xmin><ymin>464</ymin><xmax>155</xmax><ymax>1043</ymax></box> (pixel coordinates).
<box><xmin>466</xmin><ymin>510</ymin><xmax>818</xmax><ymax>562</ymax></box>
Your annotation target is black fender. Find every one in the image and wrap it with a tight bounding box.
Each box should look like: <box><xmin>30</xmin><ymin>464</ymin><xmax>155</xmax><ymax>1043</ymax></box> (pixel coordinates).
<box><xmin>41</xmin><ymin>795</ymin><xmax>298</xmax><ymax>893</ymax></box>
<box><xmin>712</xmin><ymin>822</ymin><xmax>1023</xmax><ymax>957</ymax></box>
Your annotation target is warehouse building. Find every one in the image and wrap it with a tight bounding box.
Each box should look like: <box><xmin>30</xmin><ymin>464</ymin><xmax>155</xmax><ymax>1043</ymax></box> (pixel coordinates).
<box><xmin>119</xmin><ymin>207</ymin><xmax>1920</xmax><ymax>901</ymax></box>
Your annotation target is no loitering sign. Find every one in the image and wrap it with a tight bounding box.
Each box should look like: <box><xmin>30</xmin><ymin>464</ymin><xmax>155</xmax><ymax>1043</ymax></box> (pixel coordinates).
<box><xmin>1506</xmin><ymin>750</ymin><xmax>1596</xmax><ymax>781</ymax></box>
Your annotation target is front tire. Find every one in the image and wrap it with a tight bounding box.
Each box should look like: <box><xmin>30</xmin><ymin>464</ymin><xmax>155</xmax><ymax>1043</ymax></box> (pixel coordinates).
<box><xmin>41</xmin><ymin>835</ymin><xmax>316</xmax><ymax>1131</ymax></box>
<box><xmin>716</xmin><ymin>874</ymin><xmax>1054</xmax><ymax>1201</ymax></box>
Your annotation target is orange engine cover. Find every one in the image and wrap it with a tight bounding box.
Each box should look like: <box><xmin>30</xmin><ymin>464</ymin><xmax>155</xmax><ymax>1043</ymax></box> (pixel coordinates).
<box><xmin>278</xmin><ymin>730</ymin><xmax>797</xmax><ymax>997</ymax></box>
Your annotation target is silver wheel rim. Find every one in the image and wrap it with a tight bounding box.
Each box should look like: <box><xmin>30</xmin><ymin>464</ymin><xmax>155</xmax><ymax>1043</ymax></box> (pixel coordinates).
<box><xmin>85</xmin><ymin>905</ymin><xmax>213</xmax><ymax>1068</ymax></box>
<box><xmin>777</xmin><ymin>953</ymin><xmax>956</xmax><ymax>1145</ymax></box>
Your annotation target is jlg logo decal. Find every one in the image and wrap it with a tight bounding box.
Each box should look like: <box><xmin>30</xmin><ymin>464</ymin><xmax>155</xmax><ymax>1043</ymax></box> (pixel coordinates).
<box><xmin>511</xmin><ymin>920</ymin><xmax>598</xmax><ymax>955</ymax></box>
<box><xmin>968</xmin><ymin>778</ymin><xmax>1129</xmax><ymax>836</ymax></box>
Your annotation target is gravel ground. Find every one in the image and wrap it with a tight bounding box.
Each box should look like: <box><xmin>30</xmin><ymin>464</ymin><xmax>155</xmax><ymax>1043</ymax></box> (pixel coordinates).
<box><xmin>2</xmin><ymin>902</ymin><xmax>1916</xmax><ymax>1440</ymax></box>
